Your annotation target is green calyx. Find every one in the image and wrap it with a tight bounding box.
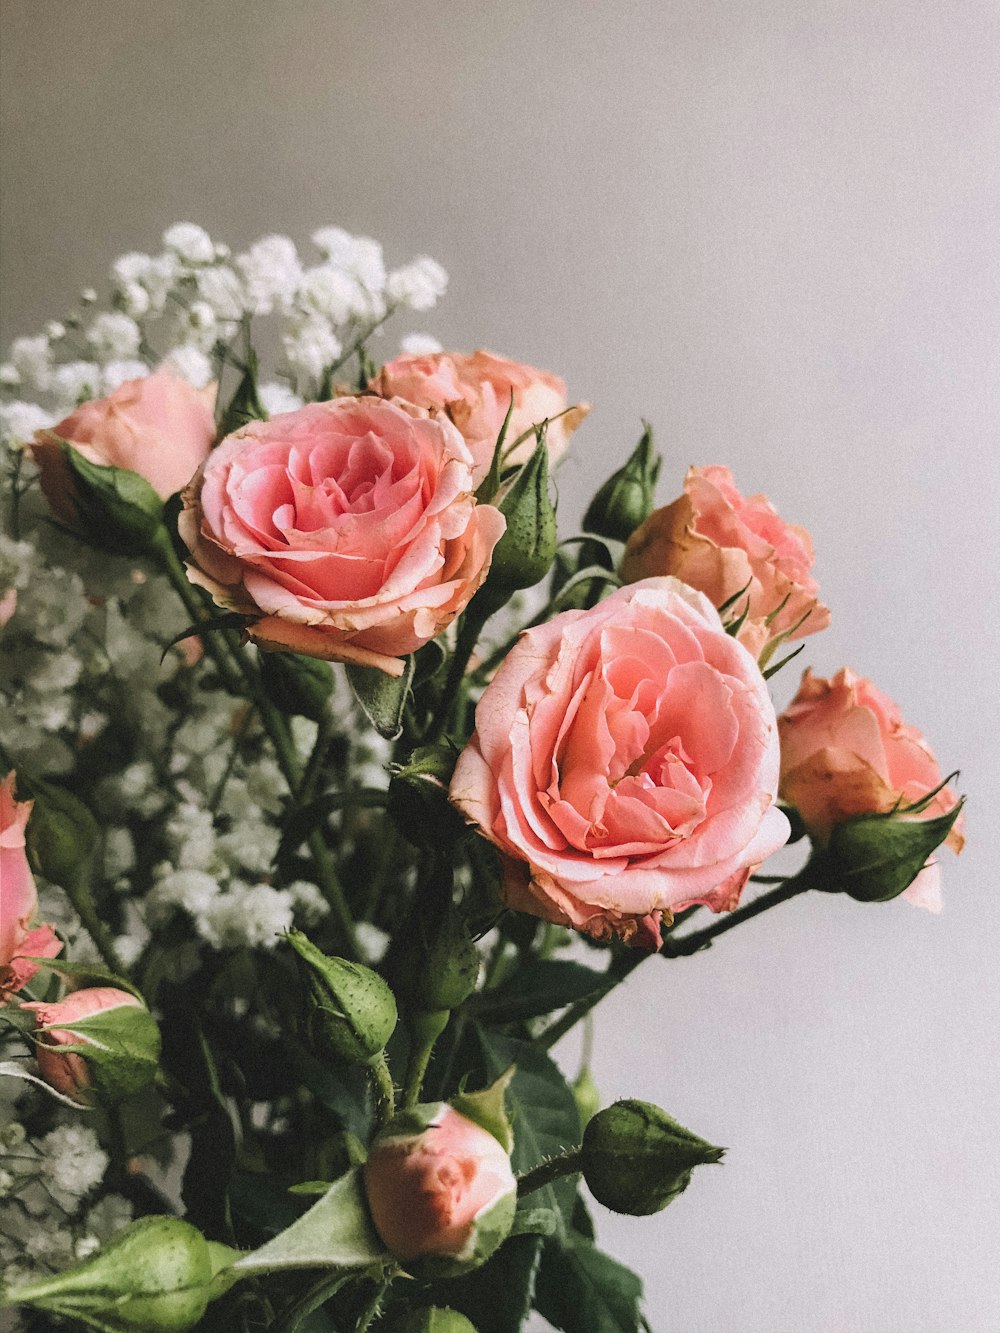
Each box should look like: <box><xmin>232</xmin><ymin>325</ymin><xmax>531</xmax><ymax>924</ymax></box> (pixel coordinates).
<box><xmin>58</xmin><ymin>441</ymin><xmax>166</xmax><ymax>556</ymax></box>
<box><xmin>287</xmin><ymin>929</ymin><xmax>398</xmax><ymax>1066</ymax></box>
<box><xmin>814</xmin><ymin>799</ymin><xmax>965</xmax><ymax>903</ymax></box>
<box><xmin>581</xmin><ymin>1098</ymin><xmax>724</xmax><ymax>1216</ymax></box>
<box><xmin>34</xmin><ymin>1000</ymin><xmax>161</xmax><ymax>1104</ymax></box>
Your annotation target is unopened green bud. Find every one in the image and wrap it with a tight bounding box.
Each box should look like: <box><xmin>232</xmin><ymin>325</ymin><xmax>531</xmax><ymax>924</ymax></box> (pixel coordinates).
<box><xmin>258</xmin><ymin>649</ymin><xmax>334</xmax><ymax>722</ymax></box>
<box><xmin>288</xmin><ymin>929</ymin><xmax>397</xmax><ymax>1066</ymax></box>
<box><xmin>397</xmin><ymin>1307</ymin><xmax>478</xmax><ymax>1333</ymax></box>
<box><xmin>582</xmin><ymin>1098</ymin><xmax>724</xmax><ymax>1216</ymax></box>
<box><xmin>388</xmin><ymin>744</ymin><xmax>466</xmax><ymax>850</ymax></box>
<box><xmin>406</xmin><ymin>906</ymin><xmax>480</xmax><ymax>1014</ymax></box>
<box><xmin>818</xmin><ymin>802</ymin><xmax>964</xmax><ymax>903</ymax></box>
<box><xmin>22</xmin><ymin>776</ymin><xmax>100</xmax><ymax>892</ymax></box>
<box><xmin>0</xmin><ymin>1216</ymin><xmax>239</xmax><ymax>1332</ymax></box>
<box><xmin>478</xmin><ymin>433</ymin><xmax>557</xmax><ymax>605</ymax></box>
<box><xmin>572</xmin><ymin>1065</ymin><xmax>601</xmax><ymax>1129</ymax></box>
<box><xmin>582</xmin><ymin>423</ymin><xmax>659</xmax><ymax>542</ymax></box>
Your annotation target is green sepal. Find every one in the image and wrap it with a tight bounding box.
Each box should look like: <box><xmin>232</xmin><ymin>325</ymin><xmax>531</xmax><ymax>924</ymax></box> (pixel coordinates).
<box><xmin>231</xmin><ymin>1166</ymin><xmax>390</xmax><ymax>1273</ymax></box>
<box><xmin>58</xmin><ymin>441</ymin><xmax>165</xmax><ymax>555</ymax></box>
<box><xmin>451</xmin><ymin>1067</ymin><xmax>515</xmax><ymax>1152</ymax></box>
<box><xmin>347</xmin><ymin>654</ymin><xmax>416</xmax><ymax>740</ymax></box>
<box><xmin>474</xmin><ymin>394</ymin><xmax>516</xmax><ymax>505</ymax></box>
<box><xmin>581</xmin><ymin>1098</ymin><xmax>723</xmax><ymax>1216</ymax></box>
<box><xmin>33</xmin><ymin>1000</ymin><xmax>161</xmax><ymax>1104</ymax></box>
<box><xmin>816</xmin><ymin>800</ymin><xmax>965</xmax><ymax>903</ymax></box>
<box><xmin>476</xmin><ymin>431</ymin><xmax>557</xmax><ymax>611</ymax></box>
<box><xmin>160</xmin><ymin>610</ymin><xmax>255</xmax><ymax>663</ymax></box>
<box><xmin>396</xmin><ymin>1308</ymin><xmax>479</xmax><ymax>1333</ymax></box>
<box><xmin>215</xmin><ymin>349</ymin><xmax>267</xmax><ymax>442</ymax></box>
<box><xmin>581</xmin><ymin>422</ymin><xmax>659</xmax><ymax>542</ymax></box>
<box><xmin>259</xmin><ymin>649</ymin><xmax>335</xmax><ymax>721</ymax></box>
<box><xmin>286</xmin><ymin>929</ymin><xmax>398</xmax><ymax>1066</ymax></box>
<box><xmin>18</xmin><ymin>955</ymin><xmax>143</xmax><ymax>1002</ymax></box>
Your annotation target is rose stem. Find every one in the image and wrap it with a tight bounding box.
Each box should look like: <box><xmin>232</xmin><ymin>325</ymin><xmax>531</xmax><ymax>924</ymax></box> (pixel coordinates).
<box><xmin>516</xmin><ymin>1147</ymin><xmax>585</xmax><ymax>1198</ymax></box>
<box><xmin>154</xmin><ymin>535</ymin><xmax>361</xmax><ymax>961</ymax></box>
<box><xmin>537</xmin><ymin>876</ymin><xmax>813</xmax><ymax>1051</ymax></box>
<box><xmin>355</xmin><ymin>1268</ymin><xmax>398</xmax><ymax>1333</ymax></box>
<box><xmin>369</xmin><ymin>1050</ymin><xmax>395</xmax><ymax>1128</ymax></box>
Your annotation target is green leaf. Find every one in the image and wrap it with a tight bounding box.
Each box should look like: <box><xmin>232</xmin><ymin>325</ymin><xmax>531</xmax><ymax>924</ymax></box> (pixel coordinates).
<box><xmin>346</xmin><ymin>654</ymin><xmax>416</xmax><ymax>739</ymax></box>
<box><xmin>231</xmin><ymin>1166</ymin><xmax>389</xmax><ymax>1274</ymax></box>
<box><xmin>469</xmin><ymin>1026</ymin><xmax>581</xmax><ymax>1237</ymax></box>
<box><xmin>422</xmin><ymin>1233</ymin><xmax>544</xmax><ymax>1333</ymax></box>
<box><xmin>474</xmin><ymin>394</ymin><xmax>515</xmax><ymax>505</ymax></box>
<box><xmin>534</xmin><ymin>1234</ymin><xmax>645</xmax><ymax>1333</ymax></box>
<box><xmin>470</xmin><ymin>960</ymin><xmax>606</xmax><ymax>1025</ymax></box>
<box><xmin>820</xmin><ymin>801</ymin><xmax>965</xmax><ymax>903</ymax></box>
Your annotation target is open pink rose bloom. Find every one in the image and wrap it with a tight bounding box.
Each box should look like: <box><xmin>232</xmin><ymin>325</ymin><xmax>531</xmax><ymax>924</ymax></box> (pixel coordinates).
<box><xmin>180</xmin><ymin>396</ymin><xmax>506</xmax><ymax>673</ymax></box>
<box><xmin>623</xmin><ymin>464</ymin><xmax>830</xmax><ymax>656</ymax></box>
<box><xmin>450</xmin><ymin>578</ymin><xmax>790</xmax><ymax>947</ymax></box>
<box><xmin>778</xmin><ymin>667</ymin><xmax>964</xmax><ymax>911</ymax></box>
<box><xmin>0</xmin><ymin>773</ymin><xmax>61</xmax><ymax>1003</ymax></box>
<box><xmin>372</xmin><ymin>348</ymin><xmax>589</xmax><ymax>481</ymax></box>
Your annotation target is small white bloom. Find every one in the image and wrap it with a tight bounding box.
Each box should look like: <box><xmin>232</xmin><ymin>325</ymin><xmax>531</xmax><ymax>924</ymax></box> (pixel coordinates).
<box><xmin>86</xmin><ymin>311</ymin><xmax>142</xmax><ymax>360</ymax></box>
<box><xmin>236</xmin><ymin>235</ymin><xmax>302</xmax><ymax>315</ymax></box>
<box><xmin>356</xmin><ymin>922</ymin><xmax>390</xmax><ymax>963</ymax></box>
<box><xmin>102</xmin><ymin>359</ymin><xmax>148</xmax><ymax>393</ymax></box>
<box><xmin>74</xmin><ymin>1234</ymin><xmax>102</xmax><ymax>1261</ymax></box>
<box><xmin>294</xmin><ymin>265</ymin><xmax>365</xmax><ymax>326</ymax></box>
<box><xmin>51</xmin><ymin>360</ymin><xmax>102</xmax><ymax>411</ymax></box>
<box><xmin>78</xmin><ymin>710</ymin><xmax>108</xmax><ymax>743</ymax></box>
<box><xmin>163</xmin><ymin>222</ymin><xmax>215</xmax><ymax>265</ymax></box>
<box><xmin>39</xmin><ymin>1124</ymin><xmax>109</xmax><ymax>1200</ymax></box>
<box><xmin>10</xmin><ymin>335</ymin><xmax>52</xmax><ymax>390</ymax></box>
<box><xmin>85</xmin><ymin>1194</ymin><xmax>134</xmax><ymax>1240</ymax></box>
<box><xmin>0</xmin><ymin>400</ymin><xmax>53</xmax><ymax>444</ymax></box>
<box><xmin>80</xmin><ymin>287</ymin><xmax>98</xmax><ymax>304</ymax></box>
<box><xmin>196</xmin><ymin>264</ymin><xmax>246</xmax><ymax>322</ymax></box>
<box><xmin>45</xmin><ymin>321</ymin><xmax>66</xmax><ymax>341</ymax></box>
<box><xmin>288</xmin><ymin>879</ymin><xmax>330</xmax><ymax>926</ymax></box>
<box><xmin>282</xmin><ymin>317</ymin><xmax>342</xmax><ymax>383</ymax></box>
<box><xmin>162</xmin><ymin>344</ymin><xmax>213</xmax><ymax>389</ymax></box>
<box><xmin>140</xmin><ymin>254</ymin><xmax>180</xmax><ymax>313</ymax></box>
<box><xmin>311</xmin><ymin>227</ymin><xmax>387</xmax><ymax>293</ymax></box>
<box><xmin>118</xmin><ymin>280</ymin><xmax>151</xmax><ymax>319</ymax></box>
<box><xmin>258</xmin><ymin>381</ymin><xmax>303</xmax><ymax>416</ymax></box>
<box><xmin>104</xmin><ymin>826</ymin><xmax>136</xmax><ymax>878</ymax></box>
<box><xmin>0</xmin><ymin>362</ymin><xmax>19</xmax><ymax>388</ymax></box>
<box><xmin>386</xmin><ymin>257</ymin><xmax>448</xmax><ymax>312</ymax></box>
<box><xmin>400</xmin><ymin>332</ymin><xmax>443</xmax><ymax>356</ymax></box>
<box><xmin>217</xmin><ymin>819</ymin><xmax>279</xmax><ymax>876</ymax></box>
<box><xmin>152</xmin><ymin>867</ymin><xmax>221</xmax><ymax>920</ymax></box>
<box><xmin>112</xmin><ymin>251</ymin><xmax>154</xmax><ymax>285</ymax></box>
<box><xmin>198</xmin><ymin>881</ymin><xmax>294</xmax><ymax>951</ymax></box>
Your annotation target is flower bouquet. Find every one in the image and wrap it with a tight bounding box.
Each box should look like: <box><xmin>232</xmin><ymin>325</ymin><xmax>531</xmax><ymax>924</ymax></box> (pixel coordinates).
<box><xmin>0</xmin><ymin>222</ymin><xmax>965</xmax><ymax>1333</ymax></box>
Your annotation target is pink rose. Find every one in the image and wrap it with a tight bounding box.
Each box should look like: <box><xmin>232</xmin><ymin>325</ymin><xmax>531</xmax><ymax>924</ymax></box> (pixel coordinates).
<box><xmin>180</xmin><ymin>397</ymin><xmax>506</xmax><ymax>674</ymax></box>
<box><xmin>0</xmin><ymin>773</ymin><xmax>61</xmax><ymax>1004</ymax></box>
<box><xmin>778</xmin><ymin>668</ymin><xmax>964</xmax><ymax>911</ymax></box>
<box><xmin>23</xmin><ymin>986</ymin><xmax>143</xmax><ymax>1101</ymax></box>
<box><xmin>364</xmin><ymin>1106</ymin><xmax>517</xmax><ymax>1264</ymax></box>
<box><xmin>450</xmin><ymin>578</ymin><xmax>789</xmax><ymax>947</ymax></box>
<box><xmin>372</xmin><ymin>349</ymin><xmax>589</xmax><ymax>482</ymax></box>
<box><xmin>32</xmin><ymin>369</ymin><xmax>216</xmax><ymax>519</ymax></box>
<box><xmin>622</xmin><ymin>465</ymin><xmax>830</xmax><ymax>656</ymax></box>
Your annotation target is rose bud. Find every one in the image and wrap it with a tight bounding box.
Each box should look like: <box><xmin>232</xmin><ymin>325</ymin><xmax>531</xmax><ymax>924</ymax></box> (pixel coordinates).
<box><xmin>479</xmin><ymin>433</ymin><xmax>558</xmax><ymax>604</ymax></box>
<box><xmin>364</xmin><ymin>1104</ymin><xmax>517</xmax><ymax>1275</ymax></box>
<box><xmin>179</xmin><ymin>397</ymin><xmax>506</xmax><ymax>673</ymax></box>
<box><xmin>372</xmin><ymin>348</ymin><xmax>589</xmax><ymax>484</ymax></box>
<box><xmin>582</xmin><ymin>1099</ymin><xmax>724</xmax><ymax>1216</ymax></box>
<box><xmin>0</xmin><ymin>772</ymin><xmax>61</xmax><ymax>1004</ymax></box>
<box><xmin>23</xmin><ymin>986</ymin><xmax>161</xmax><ymax>1105</ymax></box>
<box><xmin>622</xmin><ymin>465</ymin><xmax>830</xmax><ymax>657</ymax></box>
<box><xmin>0</xmin><ymin>1215</ymin><xmax>240</xmax><ymax>1333</ymax></box>
<box><xmin>778</xmin><ymin>667</ymin><xmax>965</xmax><ymax>909</ymax></box>
<box><xmin>450</xmin><ymin>578</ymin><xmax>789</xmax><ymax>948</ymax></box>
<box><xmin>22</xmin><ymin>775</ymin><xmax>100</xmax><ymax>894</ymax></box>
<box><xmin>582</xmin><ymin>423</ymin><xmax>660</xmax><ymax>543</ymax></box>
<box><xmin>287</xmin><ymin>929</ymin><xmax>398</xmax><ymax>1066</ymax></box>
<box><xmin>32</xmin><ymin>369</ymin><xmax>215</xmax><ymax>515</ymax></box>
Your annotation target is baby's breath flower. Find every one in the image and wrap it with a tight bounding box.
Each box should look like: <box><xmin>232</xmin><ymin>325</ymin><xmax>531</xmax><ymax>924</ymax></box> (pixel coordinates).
<box><xmin>387</xmin><ymin>256</ymin><xmax>448</xmax><ymax>311</ymax></box>
<box><xmin>86</xmin><ymin>311</ymin><xmax>142</xmax><ymax>360</ymax></box>
<box><xmin>163</xmin><ymin>222</ymin><xmax>215</xmax><ymax>265</ymax></box>
<box><xmin>197</xmin><ymin>264</ymin><xmax>246</xmax><ymax>321</ymax></box>
<box><xmin>282</xmin><ymin>316</ymin><xmax>342</xmax><ymax>382</ymax></box>
<box><xmin>51</xmin><ymin>360</ymin><xmax>102</xmax><ymax>410</ymax></box>
<box><xmin>236</xmin><ymin>235</ymin><xmax>302</xmax><ymax>315</ymax></box>
<box><xmin>39</xmin><ymin>1124</ymin><xmax>109</xmax><ymax>1201</ymax></box>
<box><xmin>400</xmin><ymin>332</ymin><xmax>443</xmax><ymax>356</ymax></box>
<box><xmin>161</xmin><ymin>344</ymin><xmax>213</xmax><ymax>388</ymax></box>
<box><xmin>258</xmin><ymin>381</ymin><xmax>303</xmax><ymax>415</ymax></box>
<box><xmin>0</xmin><ymin>399</ymin><xmax>53</xmax><ymax>444</ymax></box>
<box><xmin>102</xmin><ymin>359</ymin><xmax>148</xmax><ymax>392</ymax></box>
<box><xmin>10</xmin><ymin>335</ymin><xmax>52</xmax><ymax>390</ymax></box>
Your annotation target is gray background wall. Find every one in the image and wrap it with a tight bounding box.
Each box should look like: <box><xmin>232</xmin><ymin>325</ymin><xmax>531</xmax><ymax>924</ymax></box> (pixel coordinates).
<box><xmin>2</xmin><ymin>3</ymin><xmax>998</xmax><ymax>1330</ymax></box>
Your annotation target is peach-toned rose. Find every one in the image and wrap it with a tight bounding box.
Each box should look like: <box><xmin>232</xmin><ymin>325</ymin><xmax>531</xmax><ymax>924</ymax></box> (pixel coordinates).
<box><xmin>622</xmin><ymin>465</ymin><xmax>830</xmax><ymax>656</ymax></box>
<box><xmin>778</xmin><ymin>667</ymin><xmax>964</xmax><ymax>911</ymax></box>
<box><xmin>372</xmin><ymin>349</ymin><xmax>589</xmax><ymax>482</ymax></box>
<box><xmin>450</xmin><ymin>578</ymin><xmax>789</xmax><ymax>947</ymax></box>
<box><xmin>0</xmin><ymin>772</ymin><xmax>61</xmax><ymax>1003</ymax></box>
<box><xmin>24</xmin><ymin>986</ymin><xmax>143</xmax><ymax>1101</ymax></box>
<box><xmin>31</xmin><ymin>369</ymin><xmax>215</xmax><ymax>518</ymax></box>
<box><xmin>180</xmin><ymin>397</ymin><xmax>506</xmax><ymax>674</ymax></box>
<box><xmin>364</xmin><ymin>1106</ymin><xmax>516</xmax><ymax>1263</ymax></box>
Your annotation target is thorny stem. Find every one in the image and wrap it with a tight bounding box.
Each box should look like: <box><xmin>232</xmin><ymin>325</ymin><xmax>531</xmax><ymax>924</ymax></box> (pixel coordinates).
<box><xmin>369</xmin><ymin>1050</ymin><xmax>395</xmax><ymax>1128</ymax></box>
<box><xmin>355</xmin><ymin>1268</ymin><xmax>398</xmax><ymax>1333</ymax></box>
<box><xmin>516</xmin><ymin>1147</ymin><xmax>584</xmax><ymax>1198</ymax></box>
